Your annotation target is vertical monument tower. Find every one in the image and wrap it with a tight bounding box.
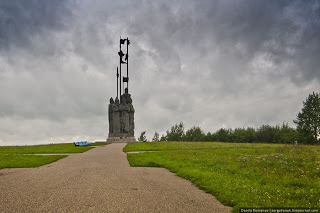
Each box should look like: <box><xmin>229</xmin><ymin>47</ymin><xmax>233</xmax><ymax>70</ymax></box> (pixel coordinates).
<box><xmin>108</xmin><ymin>37</ymin><xmax>136</xmax><ymax>143</ymax></box>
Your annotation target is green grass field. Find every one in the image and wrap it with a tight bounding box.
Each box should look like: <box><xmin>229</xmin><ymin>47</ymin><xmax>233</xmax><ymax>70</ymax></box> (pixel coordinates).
<box><xmin>0</xmin><ymin>142</ymin><xmax>109</xmax><ymax>169</ymax></box>
<box><xmin>0</xmin><ymin>154</ymin><xmax>67</xmax><ymax>169</ymax></box>
<box><xmin>0</xmin><ymin>143</ymin><xmax>94</xmax><ymax>154</ymax></box>
<box><xmin>124</xmin><ymin>142</ymin><xmax>320</xmax><ymax>212</ymax></box>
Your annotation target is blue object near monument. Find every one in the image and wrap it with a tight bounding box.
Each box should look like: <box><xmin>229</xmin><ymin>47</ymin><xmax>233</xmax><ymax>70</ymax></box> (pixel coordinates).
<box><xmin>73</xmin><ymin>141</ymin><xmax>91</xmax><ymax>146</ymax></box>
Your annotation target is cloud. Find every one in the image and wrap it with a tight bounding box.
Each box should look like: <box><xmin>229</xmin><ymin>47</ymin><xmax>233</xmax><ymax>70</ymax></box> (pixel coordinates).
<box><xmin>0</xmin><ymin>0</ymin><xmax>70</xmax><ymax>50</ymax></box>
<box><xmin>0</xmin><ymin>0</ymin><xmax>319</xmax><ymax>144</ymax></box>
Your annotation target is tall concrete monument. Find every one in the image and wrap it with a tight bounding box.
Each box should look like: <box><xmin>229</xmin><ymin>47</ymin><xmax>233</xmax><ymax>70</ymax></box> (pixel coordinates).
<box><xmin>108</xmin><ymin>37</ymin><xmax>136</xmax><ymax>143</ymax></box>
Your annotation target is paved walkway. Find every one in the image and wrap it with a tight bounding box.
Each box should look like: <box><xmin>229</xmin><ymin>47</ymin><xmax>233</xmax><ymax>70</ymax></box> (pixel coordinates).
<box><xmin>0</xmin><ymin>143</ymin><xmax>231</xmax><ymax>212</ymax></box>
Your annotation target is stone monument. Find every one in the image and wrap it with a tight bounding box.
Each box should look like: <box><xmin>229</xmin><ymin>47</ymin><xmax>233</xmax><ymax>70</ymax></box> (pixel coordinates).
<box><xmin>107</xmin><ymin>37</ymin><xmax>136</xmax><ymax>143</ymax></box>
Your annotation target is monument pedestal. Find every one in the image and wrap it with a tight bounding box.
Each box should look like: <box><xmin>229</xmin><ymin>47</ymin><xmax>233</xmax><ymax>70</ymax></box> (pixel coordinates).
<box><xmin>107</xmin><ymin>133</ymin><xmax>137</xmax><ymax>143</ymax></box>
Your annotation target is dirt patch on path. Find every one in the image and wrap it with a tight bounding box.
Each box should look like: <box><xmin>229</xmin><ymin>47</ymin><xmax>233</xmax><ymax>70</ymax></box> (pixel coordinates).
<box><xmin>0</xmin><ymin>143</ymin><xmax>231</xmax><ymax>212</ymax></box>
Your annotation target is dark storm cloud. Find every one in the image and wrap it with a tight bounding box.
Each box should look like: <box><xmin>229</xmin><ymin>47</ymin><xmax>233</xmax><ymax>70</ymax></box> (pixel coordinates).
<box><xmin>0</xmin><ymin>0</ymin><xmax>319</xmax><ymax>144</ymax></box>
<box><xmin>0</xmin><ymin>0</ymin><xmax>69</xmax><ymax>50</ymax></box>
<box><xmin>195</xmin><ymin>0</ymin><xmax>320</xmax><ymax>83</ymax></box>
<box><xmin>120</xmin><ymin>0</ymin><xmax>320</xmax><ymax>93</ymax></box>
<box><xmin>119</xmin><ymin>0</ymin><xmax>320</xmax><ymax>136</ymax></box>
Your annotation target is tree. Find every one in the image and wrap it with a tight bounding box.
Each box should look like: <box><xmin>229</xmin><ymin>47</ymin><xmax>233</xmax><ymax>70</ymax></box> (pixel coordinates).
<box><xmin>152</xmin><ymin>131</ymin><xmax>159</xmax><ymax>142</ymax></box>
<box><xmin>205</xmin><ymin>132</ymin><xmax>213</xmax><ymax>141</ymax></box>
<box><xmin>185</xmin><ymin>126</ymin><xmax>205</xmax><ymax>141</ymax></box>
<box><xmin>166</xmin><ymin>122</ymin><xmax>185</xmax><ymax>141</ymax></box>
<box><xmin>160</xmin><ymin>134</ymin><xmax>167</xmax><ymax>141</ymax></box>
<box><xmin>138</xmin><ymin>131</ymin><xmax>147</xmax><ymax>142</ymax></box>
<box><xmin>279</xmin><ymin>122</ymin><xmax>297</xmax><ymax>144</ymax></box>
<box><xmin>214</xmin><ymin>128</ymin><xmax>233</xmax><ymax>142</ymax></box>
<box><xmin>256</xmin><ymin>125</ymin><xmax>277</xmax><ymax>143</ymax></box>
<box><xmin>234</xmin><ymin>128</ymin><xmax>249</xmax><ymax>143</ymax></box>
<box><xmin>294</xmin><ymin>92</ymin><xmax>320</xmax><ymax>144</ymax></box>
<box><xmin>245</xmin><ymin>127</ymin><xmax>257</xmax><ymax>143</ymax></box>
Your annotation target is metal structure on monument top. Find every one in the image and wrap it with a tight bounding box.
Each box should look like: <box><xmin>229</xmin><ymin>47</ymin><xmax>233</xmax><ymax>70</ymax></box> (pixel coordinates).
<box><xmin>117</xmin><ymin>37</ymin><xmax>130</xmax><ymax>99</ymax></box>
<box><xmin>107</xmin><ymin>37</ymin><xmax>136</xmax><ymax>143</ymax></box>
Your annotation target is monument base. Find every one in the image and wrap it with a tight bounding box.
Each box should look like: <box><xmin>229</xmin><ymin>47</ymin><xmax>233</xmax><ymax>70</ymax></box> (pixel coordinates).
<box><xmin>107</xmin><ymin>133</ymin><xmax>137</xmax><ymax>143</ymax></box>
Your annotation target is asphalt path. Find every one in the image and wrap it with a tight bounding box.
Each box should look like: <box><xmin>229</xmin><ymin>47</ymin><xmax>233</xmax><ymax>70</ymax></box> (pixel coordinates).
<box><xmin>0</xmin><ymin>143</ymin><xmax>231</xmax><ymax>212</ymax></box>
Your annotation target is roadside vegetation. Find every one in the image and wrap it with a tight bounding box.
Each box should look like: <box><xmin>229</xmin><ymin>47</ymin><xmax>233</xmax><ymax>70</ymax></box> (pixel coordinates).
<box><xmin>0</xmin><ymin>154</ymin><xmax>66</xmax><ymax>169</ymax></box>
<box><xmin>124</xmin><ymin>142</ymin><xmax>320</xmax><ymax>212</ymax></box>
<box><xmin>0</xmin><ymin>143</ymin><xmax>94</xmax><ymax>154</ymax></box>
<box><xmin>0</xmin><ymin>142</ymin><xmax>108</xmax><ymax>169</ymax></box>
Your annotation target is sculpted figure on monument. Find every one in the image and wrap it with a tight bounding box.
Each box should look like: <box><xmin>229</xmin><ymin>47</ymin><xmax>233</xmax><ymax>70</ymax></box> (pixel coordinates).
<box><xmin>113</xmin><ymin>97</ymin><xmax>121</xmax><ymax>134</ymax></box>
<box><xmin>129</xmin><ymin>103</ymin><xmax>135</xmax><ymax>134</ymax></box>
<box><xmin>122</xmin><ymin>88</ymin><xmax>135</xmax><ymax>135</ymax></box>
<box><xmin>122</xmin><ymin>88</ymin><xmax>131</xmax><ymax>104</ymax></box>
<box><xmin>108</xmin><ymin>97</ymin><xmax>114</xmax><ymax>133</ymax></box>
<box><xmin>120</xmin><ymin>94</ymin><xmax>130</xmax><ymax>133</ymax></box>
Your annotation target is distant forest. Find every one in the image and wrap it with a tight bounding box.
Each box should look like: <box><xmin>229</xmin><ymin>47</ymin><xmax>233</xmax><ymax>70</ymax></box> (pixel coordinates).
<box><xmin>153</xmin><ymin>122</ymin><xmax>300</xmax><ymax>144</ymax></box>
<box><xmin>147</xmin><ymin>92</ymin><xmax>320</xmax><ymax>145</ymax></box>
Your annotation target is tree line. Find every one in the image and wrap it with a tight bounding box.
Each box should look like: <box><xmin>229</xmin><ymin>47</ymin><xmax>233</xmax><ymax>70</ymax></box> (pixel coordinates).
<box><xmin>140</xmin><ymin>92</ymin><xmax>320</xmax><ymax>144</ymax></box>
<box><xmin>149</xmin><ymin>122</ymin><xmax>299</xmax><ymax>144</ymax></box>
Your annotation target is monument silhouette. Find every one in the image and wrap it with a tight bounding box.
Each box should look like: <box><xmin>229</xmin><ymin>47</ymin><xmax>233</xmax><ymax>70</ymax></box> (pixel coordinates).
<box><xmin>108</xmin><ymin>37</ymin><xmax>136</xmax><ymax>143</ymax></box>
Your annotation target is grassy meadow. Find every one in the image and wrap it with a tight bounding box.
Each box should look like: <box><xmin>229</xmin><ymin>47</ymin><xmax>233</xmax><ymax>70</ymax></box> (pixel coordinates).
<box><xmin>0</xmin><ymin>142</ymin><xmax>108</xmax><ymax>169</ymax></box>
<box><xmin>124</xmin><ymin>142</ymin><xmax>320</xmax><ymax>212</ymax></box>
<box><xmin>0</xmin><ymin>154</ymin><xmax>67</xmax><ymax>169</ymax></box>
<box><xmin>0</xmin><ymin>143</ymin><xmax>94</xmax><ymax>154</ymax></box>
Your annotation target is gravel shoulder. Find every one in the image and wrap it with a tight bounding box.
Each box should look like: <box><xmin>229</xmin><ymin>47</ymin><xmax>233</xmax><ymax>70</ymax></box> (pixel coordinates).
<box><xmin>0</xmin><ymin>143</ymin><xmax>231</xmax><ymax>212</ymax></box>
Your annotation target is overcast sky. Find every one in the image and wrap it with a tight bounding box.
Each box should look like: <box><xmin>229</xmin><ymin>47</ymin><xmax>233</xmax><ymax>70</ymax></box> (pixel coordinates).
<box><xmin>0</xmin><ymin>0</ymin><xmax>319</xmax><ymax>145</ymax></box>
